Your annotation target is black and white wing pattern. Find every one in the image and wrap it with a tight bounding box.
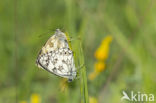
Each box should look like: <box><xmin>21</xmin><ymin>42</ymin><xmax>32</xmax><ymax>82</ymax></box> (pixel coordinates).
<box><xmin>36</xmin><ymin>29</ymin><xmax>76</xmax><ymax>82</ymax></box>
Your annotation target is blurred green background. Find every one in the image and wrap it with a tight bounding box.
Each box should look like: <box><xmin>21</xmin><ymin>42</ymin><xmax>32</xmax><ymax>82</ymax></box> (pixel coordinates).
<box><xmin>0</xmin><ymin>0</ymin><xmax>156</xmax><ymax>103</ymax></box>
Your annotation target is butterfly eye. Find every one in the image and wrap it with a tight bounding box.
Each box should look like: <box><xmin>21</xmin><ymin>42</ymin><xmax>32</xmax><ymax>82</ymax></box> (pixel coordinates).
<box><xmin>68</xmin><ymin>79</ymin><xmax>73</xmax><ymax>82</ymax></box>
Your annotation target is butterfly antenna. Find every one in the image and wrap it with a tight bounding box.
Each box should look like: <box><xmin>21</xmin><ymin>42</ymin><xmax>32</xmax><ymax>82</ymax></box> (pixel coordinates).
<box><xmin>38</xmin><ymin>28</ymin><xmax>59</xmax><ymax>38</ymax></box>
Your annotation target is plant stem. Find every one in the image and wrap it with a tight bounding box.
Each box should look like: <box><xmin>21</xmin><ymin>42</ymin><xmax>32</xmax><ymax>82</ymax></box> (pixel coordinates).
<box><xmin>79</xmin><ymin>41</ymin><xmax>89</xmax><ymax>103</ymax></box>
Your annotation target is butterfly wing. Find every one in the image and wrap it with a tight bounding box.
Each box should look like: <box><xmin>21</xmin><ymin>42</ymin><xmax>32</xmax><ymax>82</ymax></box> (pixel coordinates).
<box><xmin>36</xmin><ymin>48</ymin><xmax>76</xmax><ymax>78</ymax></box>
<box><xmin>36</xmin><ymin>30</ymin><xmax>76</xmax><ymax>80</ymax></box>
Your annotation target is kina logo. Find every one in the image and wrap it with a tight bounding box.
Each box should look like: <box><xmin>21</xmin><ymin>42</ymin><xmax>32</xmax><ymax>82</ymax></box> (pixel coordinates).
<box><xmin>121</xmin><ymin>91</ymin><xmax>154</xmax><ymax>102</ymax></box>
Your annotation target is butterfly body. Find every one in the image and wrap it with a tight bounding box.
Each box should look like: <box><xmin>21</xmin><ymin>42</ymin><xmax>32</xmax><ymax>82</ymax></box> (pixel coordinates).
<box><xmin>36</xmin><ymin>29</ymin><xmax>76</xmax><ymax>82</ymax></box>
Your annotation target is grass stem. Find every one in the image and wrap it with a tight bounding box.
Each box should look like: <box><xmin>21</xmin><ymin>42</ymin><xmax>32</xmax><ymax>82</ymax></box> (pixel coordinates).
<box><xmin>79</xmin><ymin>41</ymin><xmax>89</xmax><ymax>103</ymax></box>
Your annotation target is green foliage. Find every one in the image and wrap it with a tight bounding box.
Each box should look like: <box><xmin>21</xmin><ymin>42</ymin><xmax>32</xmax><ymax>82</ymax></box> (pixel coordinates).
<box><xmin>0</xmin><ymin>0</ymin><xmax>156</xmax><ymax>103</ymax></box>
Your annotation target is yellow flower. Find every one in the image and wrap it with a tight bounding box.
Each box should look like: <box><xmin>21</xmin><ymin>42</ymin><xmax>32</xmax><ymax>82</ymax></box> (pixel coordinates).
<box><xmin>30</xmin><ymin>93</ymin><xmax>41</xmax><ymax>103</ymax></box>
<box><xmin>89</xmin><ymin>35</ymin><xmax>112</xmax><ymax>80</ymax></box>
<box><xmin>89</xmin><ymin>97</ymin><xmax>98</xmax><ymax>103</ymax></box>
<box><xmin>94</xmin><ymin>35</ymin><xmax>113</xmax><ymax>60</ymax></box>
<box><xmin>88</xmin><ymin>61</ymin><xmax>105</xmax><ymax>80</ymax></box>
<box><xmin>101</xmin><ymin>35</ymin><xmax>113</xmax><ymax>45</ymax></box>
<box><xmin>19</xmin><ymin>101</ymin><xmax>27</xmax><ymax>103</ymax></box>
<box><xmin>94</xmin><ymin>61</ymin><xmax>106</xmax><ymax>72</ymax></box>
<box><xmin>88</xmin><ymin>71</ymin><xmax>99</xmax><ymax>80</ymax></box>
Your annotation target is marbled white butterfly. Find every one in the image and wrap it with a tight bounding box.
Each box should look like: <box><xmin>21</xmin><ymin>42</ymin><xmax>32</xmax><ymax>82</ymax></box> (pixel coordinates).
<box><xmin>36</xmin><ymin>29</ymin><xmax>76</xmax><ymax>82</ymax></box>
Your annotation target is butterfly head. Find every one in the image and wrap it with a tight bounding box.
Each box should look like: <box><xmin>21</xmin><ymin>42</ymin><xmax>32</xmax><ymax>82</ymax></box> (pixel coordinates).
<box><xmin>68</xmin><ymin>79</ymin><xmax>73</xmax><ymax>82</ymax></box>
<box><xmin>67</xmin><ymin>71</ymin><xmax>77</xmax><ymax>82</ymax></box>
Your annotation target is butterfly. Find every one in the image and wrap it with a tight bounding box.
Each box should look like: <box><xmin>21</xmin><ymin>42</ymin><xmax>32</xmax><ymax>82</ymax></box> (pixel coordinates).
<box><xmin>36</xmin><ymin>29</ymin><xmax>77</xmax><ymax>82</ymax></box>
